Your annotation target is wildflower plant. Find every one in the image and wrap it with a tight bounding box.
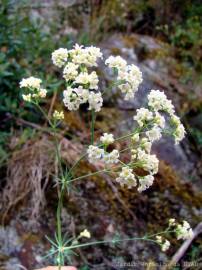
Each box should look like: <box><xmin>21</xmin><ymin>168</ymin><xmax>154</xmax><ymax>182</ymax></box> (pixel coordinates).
<box><xmin>20</xmin><ymin>44</ymin><xmax>191</xmax><ymax>268</ymax></box>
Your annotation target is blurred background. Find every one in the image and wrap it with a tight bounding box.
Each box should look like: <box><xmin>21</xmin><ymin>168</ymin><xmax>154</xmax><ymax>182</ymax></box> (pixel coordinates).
<box><xmin>0</xmin><ymin>0</ymin><xmax>202</xmax><ymax>269</ymax></box>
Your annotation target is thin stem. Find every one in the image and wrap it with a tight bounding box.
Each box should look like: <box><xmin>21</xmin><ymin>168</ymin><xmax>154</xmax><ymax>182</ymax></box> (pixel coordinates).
<box><xmin>146</xmin><ymin>230</ymin><xmax>176</xmax><ymax>239</ymax></box>
<box><xmin>68</xmin><ymin>160</ymin><xmax>142</xmax><ymax>184</ymax></box>
<box><xmin>68</xmin><ymin>131</ymin><xmax>137</xmax><ymax>176</ymax></box>
<box><xmin>64</xmin><ymin>229</ymin><xmax>176</xmax><ymax>252</ymax></box>
<box><xmin>65</xmin><ymin>236</ymin><xmax>157</xmax><ymax>251</ymax></box>
<box><xmin>33</xmin><ymin>101</ymin><xmax>52</xmax><ymax>126</ymax></box>
<box><xmin>67</xmin><ymin>152</ymin><xmax>87</xmax><ymax>177</ymax></box>
<box><xmin>56</xmin><ymin>188</ymin><xmax>63</xmax><ymax>270</ymax></box>
<box><xmin>90</xmin><ymin>109</ymin><xmax>96</xmax><ymax>145</ymax></box>
<box><xmin>68</xmin><ymin>169</ymin><xmax>112</xmax><ymax>183</ymax></box>
<box><xmin>52</xmin><ymin>126</ymin><xmax>64</xmax><ymax>177</ymax></box>
<box><xmin>33</xmin><ymin>102</ymin><xmax>65</xmax><ymax>269</ymax></box>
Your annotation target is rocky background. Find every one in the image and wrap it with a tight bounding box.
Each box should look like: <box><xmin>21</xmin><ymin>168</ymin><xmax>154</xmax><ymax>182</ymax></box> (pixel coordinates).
<box><xmin>0</xmin><ymin>1</ymin><xmax>202</xmax><ymax>269</ymax></box>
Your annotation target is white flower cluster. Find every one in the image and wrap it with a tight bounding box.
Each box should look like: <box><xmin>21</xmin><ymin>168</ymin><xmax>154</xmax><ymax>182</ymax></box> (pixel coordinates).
<box><xmin>138</xmin><ymin>174</ymin><xmax>154</xmax><ymax>192</ymax></box>
<box><xmin>116</xmin><ymin>167</ymin><xmax>137</xmax><ymax>188</ymax></box>
<box><xmin>156</xmin><ymin>236</ymin><xmax>170</xmax><ymax>252</ymax></box>
<box><xmin>148</xmin><ymin>90</ymin><xmax>175</xmax><ymax>114</ymax></box>
<box><xmin>100</xmin><ymin>133</ymin><xmax>114</xmax><ymax>145</ymax></box>
<box><xmin>170</xmin><ymin>115</ymin><xmax>185</xmax><ymax>144</ymax></box>
<box><xmin>176</xmin><ymin>220</ymin><xmax>194</xmax><ymax>240</ymax></box>
<box><xmin>115</xmin><ymin>89</ymin><xmax>185</xmax><ymax>192</ymax></box>
<box><xmin>52</xmin><ymin>48</ymin><xmax>68</xmax><ymax>68</ymax></box>
<box><xmin>86</xmin><ymin>90</ymin><xmax>184</xmax><ymax>193</ymax></box>
<box><xmin>116</xmin><ymin>145</ymin><xmax>157</xmax><ymax>192</ymax></box>
<box><xmin>87</xmin><ymin>145</ymin><xmax>119</xmax><ymax>165</ymax></box>
<box><xmin>87</xmin><ymin>133</ymin><xmax>119</xmax><ymax>165</ymax></box>
<box><xmin>70</xmin><ymin>44</ymin><xmax>102</xmax><ymax>67</ymax></box>
<box><xmin>105</xmin><ymin>56</ymin><xmax>143</xmax><ymax>100</ymax></box>
<box><xmin>103</xmin><ymin>149</ymin><xmax>119</xmax><ymax>164</ymax></box>
<box><xmin>136</xmin><ymin>149</ymin><xmax>159</xmax><ymax>174</ymax></box>
<box><xmin>148</xmin><ymin>89</ymin><xmax>185</xmax><ymax>144</ymax></box>
<box><xmin>87</xmin><ymin>145</ymin><xmax>104</xmax><ymax>163</ymax></box>
<box><xmin>169</xmin><ymin>219</ymin><xmax>193</xmax><ymax>240</ymax></box>
<box><xmin>155</xmin><ymin>219</ymin><xmax>193</xmax><ymax>253</ymax></box>
<box><xmin>20</xmin><ymin>76</ymin><xmax>41</xmax><ymax>89</ymax></box>
<box><xmin>20</xmin><ymin>76</ymin><xmax>47</xmax><ymax>102</ymax></box>
<box><xmin>133</xmin><ymin>108</ymin><xmax>153</xmax><ymax>127</ymax></box>
<box><xmin>52</xmin><ymin>44</ymin><xmax>103</xmax><ymax>112</ymax></box>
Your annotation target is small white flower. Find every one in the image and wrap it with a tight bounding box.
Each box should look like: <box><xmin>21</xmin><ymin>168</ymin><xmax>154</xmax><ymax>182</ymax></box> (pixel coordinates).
<box><xmin>75</xmin><ymin>71</ymin><xmax>99</xmax><ymax>90</ymax></box>
<box><xmin>70</xmin><ymin>44</ymin><xmax>102</xmax><ymax>67</ymax></box>
<box><xmin>100</xmin><ymin>133</ymin><xmax>114</xmax><ymax>145</ymax></box>
<box><xmin>87</xmin><ymin>145</ymin><xmax>104</xmax><ymax>163</ymax></box>
<box><xmin>138</xmin><ymin>174</ymin><xmax>154</xmax><ymax>192</ymax></box>
<box><xmin>53</xmin><ymin>110</ymin><xmax>64</xmax><ymax>120</ymax></box>
<box><xmin>156</xmin><ymin>235</ymin><xmax>163</xmax><ymax>243</ymax></box>
<box><xmin>133</xmin><ymin>108</ymin><xmax>153</xmax><ymax>127</ymax></box>
<box><xmin>75</xmin><ymin>86</ymin><xmax>89</xmax><ymax>103</ymax></box>
<box><xmin>137</xmin><ymin>149</ymin><xmax>159</xmax><ymax>174</ymax></box>
<box><xmin>162</xmin><ymin>240</ymin><xmax>170</xmax><ymax>252</ymax></box>
<box><xmin>75</xmin><ymin>72</ymin><xmax>89</xmax><ymax>85</ymax></box>
<box><xmin>174</xmin><ymin>123</ymin><xmax>185</xmax><ymax>144</ymax></box>
<box><xmin>117</xmin><ymin>64</ymin><xmax>142</xmax><ymax>100</ymax></box>
<box><xmin>140</xmin><ymin>138</ymin><xmax>152</xmax><ymax>153</ymax></box>
<box><xmin>170</xmin><ymin>115</ymin><xmax>185</xmax><ymax>144</ymax></box>
<box><xmin>22</xmin><ymin>94</ymin><xmax>32</xmax><ymax>102</ymax></box>
<box><xmin>116</xmin><ymin>167</ymin><xmax>137</xmax><ymax>188</ymax></box>
<box><xmin>85</xmin><ymin>46</ymin><xmax>103</xmax><ymax>66</ymax></box>
<box><xmin>169</xmin><ymin>218</ymin><xmax>176</xmax><ymax>226</ymax></box>
<box><xmin>131</xmin><ymin>133</ymin><xmax>140</xmax><ymax>143</ymax></box>
<box><xmin>176</xmin><ymin>221</ymin><xmax>193</xmax><ymax>240</ymax></box>
<box><xmin>170</xmin><ymin>114</ymin><xmax>181</xmax><ymax>126</ymax></box>
<box><xmin>156</xmin><ymin>236</ymin><xmax>170</xmax><ymax>252</ymax></box>
<box><xmin>154</xmin><ymin>112</ymin><xmax>165</xmax><ymax>129</ymax></box>
<box><xmin>20</xmin><ymin>77</ymin><xmax>42</xmax><ymax>89</ymax></box>
<box><xmin>89</xmin><ymin>71</ymin><xmax>99</xmax><ymax>90</ymax></box>
<box><xmin>148</xmin><ymin>90</ymin><xmax>175</xmax><ymax>115</ymax></box>
<box><xmin>38</xmin><ymin>88</ymin><xmax>47</xmax><ymax>98</ymax></box>
<box><xmin>105</xmin><ymin>55</ymin><xmax>127</xmax><ymax>71</ymax></box>
<box><xmin>79</xmin><ymin>229</ymin><xmax>91</xmax><ymax>238</ymax></box>
<box><xmin>146</xmin><ymin>126</ymin><xmax>162</xmax><ymax>142</ymax></box>
<box><xmin>52</xmin><ymin>48</ymin><xmax>68</xmax><ymax>67</ymax></box>
<box><xmin>88</xmin><ymin>92</ymin><xmax>103</xmax><ymax>112</ymax></box>
<box><xmin>103</xmin><ymin>149</ymin><xmax>119</xmax><ymax>164</ymax></box>
<box><xmin>63</xmin><ymin>62</ymin><xmax>79</xmax><ymax>81</ymax></box>
<box><xmin>63</xmin><ymin>87</ymin><xmax>82</xmax><ymax>111</ymax></box>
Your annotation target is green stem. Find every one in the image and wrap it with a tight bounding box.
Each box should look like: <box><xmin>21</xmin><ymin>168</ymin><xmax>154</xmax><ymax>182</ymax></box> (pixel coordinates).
<box><xmin>68</xmin><ymin>160</ymin><xmax>142</xmax><ymax>184</ymax></box>
<box><xmin>68</xmin><ymin>169</ymin><xmax>112</xmax><ymax>183</ymax></box>
<box><xmin>68</xmin><ymin>131</ymin><xmax>137</xmax><ymax>177</ymax></box>
<box><xmin>52</xmin><ymin>126</ymin><xmax>64</xmax><ymax>176</ymax></box>
<box><xmin>33</xmin><ymin>102</ymin><xmax>65</xmax><ymax>269</ymax></box>
<box><xmin>90</xmin><ymin>109</ymin><xmax>96</xmax><ymax>145</ymax></box>
<box><xmin>64</xmin><ymin>229</ymin><xmax>176</xmax><ymax>252</ymax></box>
<box><xmin>33</xmin><ymin>102</ymin><xmax>52</xmax><ymax>126</ymax></box>
<box><xmin>65</xmin><ymin>236</ymin><xmax>157</xmax><ymax>251</ymax></box>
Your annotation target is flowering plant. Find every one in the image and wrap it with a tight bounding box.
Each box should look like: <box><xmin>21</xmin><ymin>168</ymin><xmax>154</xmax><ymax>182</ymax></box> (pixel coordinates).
<box><xmin>20</xmin><ymin>44</ymin><xmax>191</xmax><ymax>268</ymax></box>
